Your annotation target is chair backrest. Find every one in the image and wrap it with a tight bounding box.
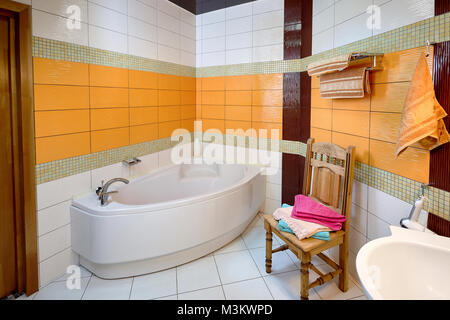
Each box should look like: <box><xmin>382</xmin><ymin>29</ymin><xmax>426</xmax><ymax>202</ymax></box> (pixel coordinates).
<box><xmin>302</xmin><ymin>138</ymin><xmax>355</xmax><ymax>229</ymax></box>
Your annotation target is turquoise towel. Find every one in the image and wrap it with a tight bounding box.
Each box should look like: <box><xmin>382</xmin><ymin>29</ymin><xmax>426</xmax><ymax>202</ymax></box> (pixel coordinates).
<box><xmin>279</xmin><ymin>204</ymin><xmax>330</xmax><ymax>241</ymax></box>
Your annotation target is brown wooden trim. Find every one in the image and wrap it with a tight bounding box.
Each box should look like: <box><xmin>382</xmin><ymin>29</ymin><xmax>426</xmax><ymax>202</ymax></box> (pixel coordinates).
<box><xmin>427</xmin><ymin>213</ymin><xmax>450</xmax><ymax>237</ymax></box>
<box><xmin>435</xmin><ymin>0</ymin><xmax>450</xmax><ymax>15</ymax></box>
<box><xmin>0</xmin><ymin>0</ymin><xmax>38</xmax><ymax>296</ymax></box>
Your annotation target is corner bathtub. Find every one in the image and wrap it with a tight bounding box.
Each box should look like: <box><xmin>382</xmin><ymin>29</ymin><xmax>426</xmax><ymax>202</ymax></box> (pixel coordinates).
<box><xmin>71</xmin><ymin>163</ymin><xmax>266</xmax><ymax>279</ymax></box>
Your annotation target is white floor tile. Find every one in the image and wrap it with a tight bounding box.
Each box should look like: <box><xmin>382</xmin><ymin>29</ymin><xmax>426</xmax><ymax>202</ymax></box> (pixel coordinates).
<box><xmin>264</xmin><ymin>270</ymin><xmax>321</xmax><ymax>300</ymax></box>
<box><xmin>34</xmin><ymin>278</ymin><xmax>89</xmax><ymax>300</ymax></box>
<box><xmin>250</xmin><ymin>248</ymin><xmax>298</xmax><ymax>276</ymax></box>
<box><xmin>178</xmin><ymin>286</ymin><xmax>225</xmax><ymax>300</ymax></box>
<box><xmin>214</xmin><ymin>236</ymin><xmax>247</xmax><ymax>255</ymax></box>
<box><xmin>223</xmin><ymin>278</ymin><xmax>273</xmax><ymax>300</ymax></box>
<box><xmin>313</xmin><ymin>275</ymin><xmax>364</xmax><ymax>300</ymax></box>
<box><xmin>130</xmin><ymin>268</ymin><xmax>177</xmax><ymax>300</ymax></box>
<box><xmin>177</xmin><ymin>256</ymin><xmax>221</xmax><ymax>293</ymax></box>
<box><xmin>248</xmin><ymin>213</ymin><xmax>264</xmax><ymax>228</ymax></box>
<box><xmin>214</xmin><ymin>250</ymin><xmax>260</xmax><ymax>284</ymax></box>
<box><xmin>54</xmin><ymin>265</ymin><xmax>92</xmax><ymax>282</ymax></box>
<box><xmin>82</xmin><ymin>276</ymin><xmax>133</xmax><ymax>300</ymax></box>
<box><xmin>285</xmin><ymin>250</ymin><xmax>326</xmax><ymax>268</ymax></box>
<box><xmin>155</xmin><ymin>295</ymin><xmax>178</xmax><ymax>300</ymax></box>
<box><xmin>16</xmin><ymin>293</ymin><xmax>37</xmax><ymax>300</ymax></box>
<box><xmin>350</xmin><ymin>295</ymin><xmax>367</xmax><ymax>300</ymax></box>
<box><xmin>242</xmin><ymin>226</ymin><xmax>280</xmax><ymax>249</ymax></box>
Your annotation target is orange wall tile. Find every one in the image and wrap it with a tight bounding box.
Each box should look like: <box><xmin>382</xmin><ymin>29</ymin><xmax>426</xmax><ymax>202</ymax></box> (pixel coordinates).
<box><xmin>159</xmin><ymin>90</ymin><xmax>180</xmax><ymax>106</ymax></box>
<box><xmin>311</xmin><ymin>88</ymin><xmax>332</xmax><ymax>108</ymax></box>
<box><xmin>130</xmin><ymin>107</ymin><xmax>158</xmax><ymax>126</ymax></box>
<box><xmin>181</xmin><ymin>119</ymin><xmax>195</xmax><ymax>132</ymax></box>
<box><xmin>252</xmin><ymin>106</ymin><xmax>282</xmax><ymax>123</ymax></box>
<box><xmin>225</xmin><ymin>106</ymin><xmax>252</xmax><ymax>121</ymax></box>
<box><xmin>252</xmin><ymin>74</ymin><xmax>283</xmax><ymax>90</ymax></box>
<box><xmin>252</xmin><ymin>90</ymin><xmax>283</xmax><ymax>106</ymax></box>
<box><xmin>332</xmin><ymin>132</ymin><xmax>370</xmax><ymax>164</ymax></box>
<box><xmin>35</xmin><ymin>110</ymin><xmax>90</xmax><ymax>138</ymax></box>
<box><xmin>33</xmin><ymin>58</ymin><xmax>89</xmax><ymax>86</ymax></box>
<box><xmin>180</xmin><ymin>77</ymin><xmax>196</xmax><ymax>91</ymax></box>
<box><xmin>34</xmin><ymin>85</ymin><xmax>89</xmax><ymax>111</ymax></box>
<box><xmin>130</xmin><ymin>124</ymin><xmax>158</xmax><ymax>144</ymax></box>
<box><xmin>158</xmin><ymin>74</ymin><xmax>180</xmax><ymax>90</ymax></box>
<box><xmin>370</xmin><ymin>112</ymin><xmax>402</xmax><ymax>144</ymax></box>
<box><xmin>226</xmin><ymin>91</ymin><xmax>252</xmax><ymax>106</ymax></box>
<box><xmin>311</xmin><ymin>108</ymin><xmax>332</xmax><ymax>130</ymax></box>
<box><xmin>371</xmin><ymin>83</ymin><xmax>410</xmax><ymax>112</ymax></box>
<box><xmin>91</xmin><ymin>108</ymin><xmax>129</xmax><ymax>131</ymax></box>
<box><xmin>159</xmin><ymin>106</ymin><xmax>181</xmax><ymax>122</ymax></box>
<box><xmin>225</xmin><ymin>121</ymin><xmax>253</xmax><ymax>134</ymax></box>
<box><xmin>89</xmin><ymin>64</ymin><xmax>128</xmax><ymax>88</ymax></box>
<box><xmin>181</xmin><ymin>91</ymin><xmax>196</xmax><ymax>105</ymax></box>
<box><xmin>332</xmin><ymin>95</ymin><xmax>370</xmax><ymax>111</ymax></box>
<box><xmin>181</xmin><ymin>105</ymin><xmax>196</xmax><ymax>120</ymax></box>
<box><xmin>202</xmin><ymin>77</ymin><xmax>225</xmax><ymax>91</ymax></box>
<box><xmin>202</xmin><ymin>91</ymin><xmax>225</xmax><ymax>105</ymax></box>
<box><xmin>91</xmin><ymin>127</ymin><xmax>130</xmax><ymax>153</ymax></box>
<box><xmin>370</xmin><ymin>140</ymin><xmax>429</xmax><ymax>183</ymax></box>
<box><xmin>36</xmin><ymin>132</ymin><xmax>90</xmax><ymax>164</ymax></box>
<box><xmin>253</xmin><ymin>122</ymin><xmax>283</xmax><ymax>140</ymax></box>
<box><xmin>129</xmin><ymin>70</ymin><xmax>158</xmax><ymax>89</ymax></box>
<box><xmin>202</xmin><ymin>119</ymin><xmax>225</xmax><ymax>132</ymax></box>
<box><xmin>159</xmin><ymin>120</ymin><xmax>181</xmax><ymax>139</ymax></box>
<box><xmin>90</xmin><ymin>87</ymin><xmax>129</xmax><ymax>108</ymax></box>
<box><xmin>310</xmin><ymin>128</ymin><xmax>331</xmax><ymax>143</ymax></box>
<box><xmin>202</xmin><ymin>105</ymin><xmax>225</xmax><ymax>119</ymax></box>
<box><xmin>226</xmin><ymin>75</ymin><xmax>253</xmax><ymax>91</ymax></box>
<box><xmin>332</xmin><ymin>110</ymin><xmax>370</xmax><ymax>137</ymax></box>
<box><xmin>129</xmin><ymin>89</ymin><xmax>158</xmax><ymax>107</ymax></box>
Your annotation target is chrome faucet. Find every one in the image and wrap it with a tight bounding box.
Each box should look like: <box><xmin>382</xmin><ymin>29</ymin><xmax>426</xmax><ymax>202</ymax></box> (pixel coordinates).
<box><xmin>96</xmin><ymin>178</ymin><xmax>129</xmax><ymax>206</ymax></box>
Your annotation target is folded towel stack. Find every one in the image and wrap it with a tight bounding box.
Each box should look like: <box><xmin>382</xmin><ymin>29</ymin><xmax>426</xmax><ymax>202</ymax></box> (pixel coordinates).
<box><xmin>292</xmin><ymin>195</ymin><xmax>346</xmax><ymax>231</ymax></box>
<box><xmin>278</xmin><ymin>205</ymin><xmax>331</xmax><ymax>241</ymax></box>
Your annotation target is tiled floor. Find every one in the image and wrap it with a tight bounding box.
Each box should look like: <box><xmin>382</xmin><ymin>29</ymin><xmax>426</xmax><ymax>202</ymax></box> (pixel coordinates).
<box><xmin>22</xmin><ymin>214</ymin><xmax>367</xmax><ymax>301</ymax></box>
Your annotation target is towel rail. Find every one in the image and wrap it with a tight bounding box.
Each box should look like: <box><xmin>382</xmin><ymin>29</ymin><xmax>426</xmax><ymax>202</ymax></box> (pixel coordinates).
<box><xmin>350</xmin><ymin>53</ymin><xmax>384</xmax><ymax>71</ymax></box>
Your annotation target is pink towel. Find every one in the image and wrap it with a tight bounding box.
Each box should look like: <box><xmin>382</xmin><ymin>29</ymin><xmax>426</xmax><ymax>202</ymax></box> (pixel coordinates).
<box><xmin>291</xmin><ymin>195</ymin><xmax>346</xmax><ymax>231</ymax></box>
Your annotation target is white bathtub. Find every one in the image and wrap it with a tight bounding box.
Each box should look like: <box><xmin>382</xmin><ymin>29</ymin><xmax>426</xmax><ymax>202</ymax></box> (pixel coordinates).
<box><xmin>70</xmin><ymin>163</ymin><xmax>266</xmax><ymax>279</ymax></box>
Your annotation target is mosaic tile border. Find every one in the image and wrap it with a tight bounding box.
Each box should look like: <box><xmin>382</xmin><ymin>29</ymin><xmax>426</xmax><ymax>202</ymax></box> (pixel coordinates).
<box><xmin>196</xmin><ymin>12</ymin><xmax>450</xmax><ymax>77</ymax></box>
<box><xmin>32</xmin><ymin>37</ymin><xmax>196</xmax><ymax>77</ymax></box>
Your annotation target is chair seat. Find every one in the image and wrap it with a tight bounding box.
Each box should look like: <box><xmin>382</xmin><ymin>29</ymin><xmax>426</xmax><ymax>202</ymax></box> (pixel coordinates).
<box><xmin>263</xmin><ymin>214</ymin><xmax>345</xmax><ymax>254</ymax></box>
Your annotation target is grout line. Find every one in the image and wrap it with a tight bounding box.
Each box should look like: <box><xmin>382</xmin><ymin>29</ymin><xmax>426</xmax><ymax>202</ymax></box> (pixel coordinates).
<box><xmin>211</xmin><ymin>254</ymin><xmax>227</xmax><ymax>299</ymax></box>
<box><xmin>80</xmin><ymin>274</ymin><xmax>92</xmax><ymax>300</ymax></box>
<box><xmin>128</xmin><ymin>277</ymin><xmax>135</xmax><ymax>300</ymax></box>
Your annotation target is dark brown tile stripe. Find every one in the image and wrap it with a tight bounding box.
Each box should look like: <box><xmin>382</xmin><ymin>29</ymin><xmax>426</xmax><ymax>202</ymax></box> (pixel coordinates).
<box><xmin>282</xmin><ymin>0</ymin><xmax>312</xmax><ymax>204</ymax></box>
<box><xmin>430</xmin><ymin>0</ymin><xmax>449</xmax><ymax>235</ymax></box>
<box><xmin>428</xmin><ymin>213</ymin><xmax>450</xmax><ymax>237</ymax></box>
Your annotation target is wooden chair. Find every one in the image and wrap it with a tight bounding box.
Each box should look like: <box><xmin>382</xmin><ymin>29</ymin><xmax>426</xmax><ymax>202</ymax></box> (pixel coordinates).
<box><xmin>263</xmin><ymin>138</ymin><xmax>355</xmax><ymax>300</ymax></box>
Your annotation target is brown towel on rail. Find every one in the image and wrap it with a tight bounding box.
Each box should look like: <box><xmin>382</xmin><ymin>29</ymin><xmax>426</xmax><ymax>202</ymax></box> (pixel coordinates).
<box><xmin>307</xmin><ymin>53</ymin><xmax>353</xmax><ymax>76</ymax></box>
<box><xmin>319</xmin><ymin>66</ymin><xmax>371</xmax><ymax>99</ymax></box>
<box><xmin>395</xmin><ymin>53</ymin><xmax>450</xmax><ymax>157</ymax></box>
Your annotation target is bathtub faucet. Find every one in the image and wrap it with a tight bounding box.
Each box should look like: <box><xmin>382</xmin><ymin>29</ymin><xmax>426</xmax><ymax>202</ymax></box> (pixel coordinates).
<box><xmin>96</xmin><ymin>178</ymin><xmax>129</xmax><ymax>206</ymax></box>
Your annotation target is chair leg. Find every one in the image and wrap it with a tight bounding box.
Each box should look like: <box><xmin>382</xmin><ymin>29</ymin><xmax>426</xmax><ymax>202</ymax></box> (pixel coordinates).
<box><xmin>339</xmin><ymin>235</ymin><xmax>349</xmax><ymax>292</ymax></box>
<box><xmin>300</xmin><ymin>260</ymin><xmax>310</xmax><ymax>300</ymax></box>
<box><xmin>265</xmin><ymin>223</ymin><xmax>272</xmax><ymax>274</ymax></box>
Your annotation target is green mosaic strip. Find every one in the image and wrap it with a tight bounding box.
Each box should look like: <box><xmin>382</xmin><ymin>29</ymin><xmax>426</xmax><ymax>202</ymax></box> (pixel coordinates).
<box><xmin>196</xmin><ymin>12</ymin><xmax>450</xmax><ymax>77</ymax></box>
<box><xmin>36</xmin><ymin>134</ymin><xmax>192</xmax><ymax>185</ymax></box>
<box><xmin>32</xmin><ymin>37</ymin><xmax>196</xmax><ymax>77</ymax></box>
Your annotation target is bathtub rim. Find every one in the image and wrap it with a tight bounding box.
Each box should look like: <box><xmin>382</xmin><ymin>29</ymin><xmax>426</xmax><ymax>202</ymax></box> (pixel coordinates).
<box><xmin>71</xmin><ymin>163</ymin><xmax>264</xmax><ymax>216</ymax></box>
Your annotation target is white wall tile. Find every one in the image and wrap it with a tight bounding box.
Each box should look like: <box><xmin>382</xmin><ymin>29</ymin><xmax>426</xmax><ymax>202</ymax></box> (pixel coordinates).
<box><xmin>89</xmin><ymin>25</ymin><xmax>128</xmax><ymax>53</ymax></box>
<box><xmin>128</xmin><ymin>36</ymin><xmax>158</xmax><ymax>59</ymax></box>
<box><xmin>129</xmin><ymin>153</ymin><xmax>159</xmax><ymax>178</ymax></box>
<box><xmin>202</xmin><ymin>37</ymin><xmax>225</xmax><ymax>53</ymax></box>
<box><xmin>226</xmin><ymin>48</ymin><xmax>252</xmax><ymax>65</ymax></box>
<box><xmin>39</xmin><ymin>248</ymin><xmax>77</xmax><ymax>287</ymax></box>
<box><xmin>180</xmin><ymin>21</ymin><xmax>196</xmax><ymax>39</ymax></box>
<box><xmin>89</xmin><ymin>0</ymin><xmax>128</xmax><ymax>14</ymax></box>
<box><xmin>226</xmin><ymin>16</ymin><xmax>252</xmax><ymax>35</ymax></box>
<box><xmin>312</xmin><ymin>28</ymin><xmax>334</xmax><ymax>54</ymax></box>
<box><xmin>38</xmin><ymin>200</ymin><xmax>72</xmax><ymax>237</ymax></box>
<box><xmin>88</xmin><ymin>2</ymin><xmax>127</xmax><ymax>33</ymax></box>
<box><xmin>334</xmin><ymin>11</ymin><xmax>372</xmax><ymax>48</ymax></box>
<box><xmin>91</xmin><ymin>162</ymin><xmax>130</xmax><ymax>192</ymax></box>
<box><xmin>180</xmin><ymin>36</ymin><xmax>196</xmax><ymax>54</ymax></box>
<box><xmin>33</xmin><ymin>0</ymin><xmax>88</xmax><ymax>23</ymax></box>
<box><xmin>202</xmin><ymin>21</ymin><xmax>226</xmax><ymax>39</ymax></box>
<box><xmin>180</xmin><ymin>51</ymin><xmax>196</xmax><ymax>67</ymax></box>
<box><xmin>312</xmin><ymin>5</ymin><xmax>334</xmax><ymax>34</ymax></box>
<box><xmin>179</xmin><ymin>7</ymin><xmax>196</xmax><ymax>26</ymax></box>
<box><xmin>226</xmin><ymin>32</ymin><xmax>252</xmax><ymax>50</ymax></box>
<box><xmin>367</xmin><ymin>186</ymin><xmax>412</xmax><ymax>226</ymax></box>
<box><xmin>157</xmin><ymin>0</ymin><xmax>180</xmax><ymax>19</ymax></box>
<box><xmin>158</xmin><ymin>27</ymin><xmax>180</xmax><ymax>49</ymax></box>
<box><xmin>253</xmin><ymin>44</ymin><xmax>283</xmax><ymax>62</ymax></box>
<box><xmin>348</xmin><ymin>226</ymin><xmax>367</xmax><ymax>255</ymax></box>
<box><xmin>313</xmin><ymin>0</ymin><xmax>334</xmax><ymax>16</ymax></box>
<box><xmin>335</xmin><ymin>0</ymin><xmax>372</xmax><ymax>25</ymax></box>
<box><xmin>128</xmin><ymin>17</ymin><xmax>158</xmax><ymax>42</ymax></box>
<box><xmin>352</xmin><ymin>181</ymin><xmax>368</xmax><ymax>210</ymax></box>
<box><xmin>158</xmin><ymin>10</ymin><xmax>180</xmax><ymax>34</ymax></box>
<box><xmin>252</xmin><ymin>0</ymin><xmax>284</xmax><ymax>15</ymax></box>
<box><xmin>37</xmin><ymin>171</ymin><xmax>91</xmax><ymax>210</ymax></box>
<box><xmin>158</xmin><ymin>44</ymin><xmax>180</xmax><ymax>63</ymax></box>
<box><xmin>367</xmin><ymin>213</ymin><xmax>392</xmax><ymax>240</ymax></box>
<box><xmin>350</xmin><ymin>203</ymin><xmax>368</xmax><ymax>235</ymax></box>
<box><xmin>128</xmin><ymin>0</ymin><xmax>158</xmax><ymax>25</ymax></box>
<box><xmin>226</xmin><ymin>2</ymin><xmax>253</xmax><ymax>20</ymax></box>
<box><xmin>253</xmin><ymin>10</ymin><xmax>284</xmax><ymax>31</ymax></box>
<box><xmin>202</xmin><ymin>8</ymin><xmax>226</xmax><ymax>25</ymax></box>
<box><xmin>38</xmin><ymin>225</ymin><xmax>71</xmax><ymax>262</ymax></box>
<box><xmin>32</xmin><ymin>9</ymin><xmax>89</xmax><ymax>46</ymax></box>
<box><xmin>253</xmin><ymin>27</ymin><xmax>283</xmax><ymax>47</ymax></box>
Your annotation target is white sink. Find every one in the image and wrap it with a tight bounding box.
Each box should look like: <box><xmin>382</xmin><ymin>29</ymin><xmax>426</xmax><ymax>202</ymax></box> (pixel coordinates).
<box><xmin>356</xmin><ymin>226</ymin><xmax>450</xmax><ymax>300</ymax></box>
